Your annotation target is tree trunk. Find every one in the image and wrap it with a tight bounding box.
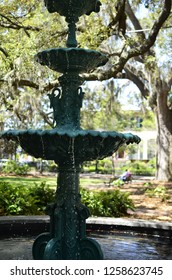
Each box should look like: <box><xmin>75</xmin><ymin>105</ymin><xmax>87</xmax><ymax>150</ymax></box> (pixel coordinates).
<box><xmin>155</xmin><ymin>83</ymin><xmax>172</xmax><ymax>181</ymax></box>
<box><xmin>156</xmin><ymin>119</ymin><xmax>172</xmax><ymax>181</ymax></box>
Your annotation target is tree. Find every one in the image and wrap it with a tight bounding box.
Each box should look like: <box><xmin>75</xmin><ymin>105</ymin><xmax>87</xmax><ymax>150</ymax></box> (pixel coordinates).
<box><xmin>0</xmin><ymin>0</ymin><xmax>67</xmax><ymax>129</ymax></box>
<box><xmin>124</xmin><ymin>1</ymin><xmax>172</xmax><ymax>181</ymax></box>
<box><xmin>81</xmin><ymin>79</ymin><xmax>131</xmax><ymax>130</ymax></box>
<box><xmin>0</xmin><ymin>0</ymin><xmax>171</xmax><ymax>180</ymax></box>
<box><xmin>79</xmin><ymin>0</ymin><xmax>172</xmax><ymax>181</ymax></box>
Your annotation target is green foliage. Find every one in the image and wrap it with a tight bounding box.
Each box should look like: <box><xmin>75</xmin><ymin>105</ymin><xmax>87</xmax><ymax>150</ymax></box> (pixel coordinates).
<box><xmin>144</xmin><ymin>55</ymin><xmax>156</xmax><ymax>70</ymax></box>
<box><xmin>47</xmin><ymin>161</ymin><xmax>58</xmax><ymax>172</ymax></box>
<box><xmin>141</xmin><ymin>111</ymin><xmax>156</xmax><ymax>129</ymax></box>
<box><xmin>29</xmin><ymin>182</ymin><xmax>56</xmax><ymax>212</ymax></box>
<box><xmin>83</xmin><ymin>158</ymin><xmax>113</xmax><ymax>174</ymax></box>
<box><xmin>143</xmin><ymin>181</ymin><xmax>152</xmax><ymax>188</ymax></box>
<box><xmin>0</xmin><ymin>0</ymin><xmax>65</xmax><ymax>129</ymax></box>
<box><xmin>0</xmin><ymin>181</ymin><xmax>55</xmax><ymax>215</ymax></box>
<box><xmin>0</xmin><ymin>180</ymin><xmax>134</xmax><ymax>217</ymax></box>
<box><xmin>2</xmin><ymin>160</ymin><xmax>30</xmax><ymax>175</ymax></box>
<box><xmin>112</xmin><ymin>179</ymin><xmax>124</xmax><ymax>187</ymax></box>
<box><xmin>121</xmin><ymin>160</ymin><xmax>156</xmax><ymax>175</ymax></box>
<box><xmin>81</xmin><ymin>188</ymin><xmax>134</xmax><ymax>217</ymax></box>
<box><xmin>81</xmin><ymin>81</ymin><xmax>127</xmax><ymax>131</ymax></box>
<box><xmin>145</xmin><ymin>185</ymin><xmax>170</xmax><ymax>202</ymax></box>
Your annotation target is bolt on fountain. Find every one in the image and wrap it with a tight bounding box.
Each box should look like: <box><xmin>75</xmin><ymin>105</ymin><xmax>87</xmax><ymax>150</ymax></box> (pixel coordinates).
<box><xmin>0</xmin><ymin>0</ymin><xmax>141</xmax><ymax>260</ymax></box>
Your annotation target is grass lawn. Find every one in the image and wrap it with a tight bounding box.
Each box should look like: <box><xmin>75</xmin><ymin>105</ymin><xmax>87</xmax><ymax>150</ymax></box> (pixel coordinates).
<box><xmin>0</xmin><ymin>176</ymin><xmax>105</xmax><ymax>188</ymax></box>
<box><xmin>0</xmin><ymin>176</ymin><xmax>56</xmax><ymax>188</ymax></box>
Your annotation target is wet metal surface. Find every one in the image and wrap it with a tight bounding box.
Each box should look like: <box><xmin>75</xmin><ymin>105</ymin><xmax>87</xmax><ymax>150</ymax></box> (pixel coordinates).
<box><xmin>0</xmin><ymin>232</ymin><xmax>171</xmax><ymax>260</ymax></box>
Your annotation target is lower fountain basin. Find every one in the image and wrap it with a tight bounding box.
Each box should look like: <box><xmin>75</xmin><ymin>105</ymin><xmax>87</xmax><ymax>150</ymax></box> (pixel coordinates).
<box><xmin>35</xmin><ymin>48</ymin><xmax>108</xmax><ymax>73</ymax></box>
<box><xmin>0</xmin><ymin>216</ymin><xmax>172</xmax><ymax>260</ymax></box>
<box><xmin>1</xmin><ymin>233</ymin><xmax>172</xmax><ymax>260</ymax></box>
<box><xmin>0</xmin><ymin>129</ymin><xmax>140</xmax><ymax>164</ymax></box>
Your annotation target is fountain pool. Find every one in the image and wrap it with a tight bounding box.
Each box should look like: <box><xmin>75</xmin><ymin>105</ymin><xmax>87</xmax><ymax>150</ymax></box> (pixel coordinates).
<box><xmin>0</xmin><ymin>216</ymin><xmax>171</xmax><ymax>260</ymax></box>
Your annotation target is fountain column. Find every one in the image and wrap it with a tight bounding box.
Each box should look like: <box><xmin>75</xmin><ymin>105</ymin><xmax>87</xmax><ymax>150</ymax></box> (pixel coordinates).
<box><xmin>33</xmin><ymin>155</ymin><xmax>103</xmax><ymax>260</ymax></box>
<box><xmin>43</xmin><ymin>162</ymin><xmax>87</xmax><ymax>260</ymax></box>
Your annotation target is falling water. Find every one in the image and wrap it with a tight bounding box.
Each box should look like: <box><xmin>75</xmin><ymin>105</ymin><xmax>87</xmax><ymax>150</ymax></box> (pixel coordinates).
<box><xmin>65</xmin><ymin>51</ymin><xmax>70</xmax><ymax>72</ymax></box>
<box><xmin>17</xmin><ymin>135</ymin><xmax>21</xmax><ymax>148</ymax></box>
<box><xmin>48</xmin><ymin>51</ymin><xmax>52</xmax><ymax>70</ymax></box>
<box><xmin>68</xmin><ymin>0</ymin><xmax>73</xmax><ymax>19</ymax></box>
<box><xmin>40</xmin><ymin>135</ymin><xmax>46</xmax><ymax>158</ymax></box>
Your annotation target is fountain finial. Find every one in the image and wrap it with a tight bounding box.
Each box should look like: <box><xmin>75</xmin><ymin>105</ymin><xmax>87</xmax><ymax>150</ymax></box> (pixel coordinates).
<box><xmin>44</xmin><ymin>0</ymin><xmax>102</xmax><ymax>48</ymax></box>
<box><xmin>44</xmin><ymin>0</ymin><xmax>101</xmax><ymax>20</ymax></box>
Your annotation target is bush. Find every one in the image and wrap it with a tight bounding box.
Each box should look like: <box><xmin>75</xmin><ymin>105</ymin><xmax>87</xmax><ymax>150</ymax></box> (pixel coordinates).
<box><xmin>145</xmin><ymin>185</ymin><xmax>170</xmax><ymax>202</ymax></box>
<box><xmin>121</xmin><ymin>160</ymin><xmax>155</xmax><ymax>176</ymax></box>
<box><xmin>0</xmin><ymin>181</ymin><xmax>134</xmax><ymax>217</ymax></box>
<box><xmin>2</xmin><ymin>160</ymin><xmax>31</xmax><ymax>175</ymax></box>
<box><xmin>81</xmin><ymin>188</ymin><xmax>134</xmax><ymax>217</ymax></box>
<box><xmin>47</xmin><ymin>161</ymin><xmax>58</xmax><ymax>172</ymax></box>
<box><xmin>112</xmin><ymin>179</ymin><xmax>124</xmax><ymax>187</ymax></box>
<box><xmin>0</xmin><ymin>181</ymin><xmax>55</xmax><ymax>215</ymax></box>
<box><xmin>82</xmin><ymin>159</ymin><xmax>113</xmax><ymax>174</ymax></box>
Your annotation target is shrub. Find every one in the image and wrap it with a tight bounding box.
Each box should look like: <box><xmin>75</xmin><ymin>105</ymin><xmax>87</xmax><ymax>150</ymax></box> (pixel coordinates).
<box><xmin>2</xmin><ymin>160</ymin><xmax>31</xmax><ymax>175</ymax></box>
<box><xmin>0</xmin><ymin>181</ymin><xmax>134</xmax><ymax>217</ymax></box>
<box><xmin>81</xmin><ymin>188</ymin><xmax>134</xmax><ymax>217</ymax></box>
<box><xmin>82</xmin><ymin>159</ymin><xmax>113</xmax><ymax>174</ymax></box>
<box><xmin>145</xmin><ymin>185</ymin><xmax>170</xmax><ymax>201</ymax></box>
<box><xmin>112</xmin><ymin>179</ymin><xmax>124</xmax><ymax>187</ymax></box>
<box><xmin>47</xmin><ymin>161</ymin><xmax>58</xmax><ymax>172</ymax></box>
<box><xmin>0</xmin><ymin>181</ymin><xmax>55</xmax><ymax>215</ymax></box>
<box><xmin>121</xmin><ymin>160</ymin><xmax>155</xmax><ymax>176</ymax></box>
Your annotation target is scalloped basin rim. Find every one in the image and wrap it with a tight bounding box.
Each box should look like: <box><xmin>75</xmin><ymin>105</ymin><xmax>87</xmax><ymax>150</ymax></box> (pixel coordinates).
<box><xmin>35</xmin><ymin>47</ymin><xmax>108</xmax><ymax>73</ymax></box>
<box><xmin>0</xmin><ymin>129</ymin><xmax>141</xmax><ymax>143</ymax></box>
<box><xmin>36</xmin><ymin>47</ymin><xmax>106</xmax><ymax>55</ymax></box>
<box><xmin>0</xmin><ymin>129</ymin><xmax>141</xmax><ymax>162</ymax></box>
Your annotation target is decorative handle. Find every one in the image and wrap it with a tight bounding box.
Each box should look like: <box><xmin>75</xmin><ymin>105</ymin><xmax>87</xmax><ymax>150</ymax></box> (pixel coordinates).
<box><xmin>48</xmin><ymin>88</ymin><xmax>61</xmax><ymax>109</ymax></box>
<box><xmin>52</xmin><ymin>87</ymin><xmax>61</xmax><ymax>97</ymax></box>
<box><xmin>78</xmin><ymin>87</ymin><xmax>84</xmax><ymax>96</ymax></box>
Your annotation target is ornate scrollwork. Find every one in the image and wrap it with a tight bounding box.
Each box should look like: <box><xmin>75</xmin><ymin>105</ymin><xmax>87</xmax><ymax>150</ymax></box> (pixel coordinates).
<box><xmin>32</xmin><ymin>232</ymin><xmax>51</xmax><ymax>260</ymax></box>
<box><xmin>80</xmin><ymin>237</ymin><xmax>103</xmax><ymax>260</ymax></box>
<box><xmin>44</xmin><ymin>238</ymin><xmax>62</xmax><ymax>260</ymax></box>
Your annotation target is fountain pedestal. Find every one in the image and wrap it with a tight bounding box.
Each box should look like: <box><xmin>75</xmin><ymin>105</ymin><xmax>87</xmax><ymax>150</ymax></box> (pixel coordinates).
<box><xmin>33</xmin><ymin>163</ymin><xmax>103</xmax><ymax>259</ymax></box>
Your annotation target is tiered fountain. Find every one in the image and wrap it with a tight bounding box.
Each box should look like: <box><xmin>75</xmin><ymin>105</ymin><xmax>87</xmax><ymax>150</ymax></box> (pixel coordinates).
<box><xmin>0</xmin><ymin>0</ymin><xmax>140</xmax><ymax>260</ymax></box>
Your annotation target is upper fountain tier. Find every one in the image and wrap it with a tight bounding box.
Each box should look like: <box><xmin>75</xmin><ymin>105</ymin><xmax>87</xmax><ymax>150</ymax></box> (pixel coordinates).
<box><xmin>35</xmin><ymin>0</ymin><xmax>108</xmax><ymax>72</ymax></box>
<box><xmin>44</xmin><ymin>0</ymin><xmax>101</xmax><ymax>22</ymax></box>
<box><xmin>35</xmin><ymin>48</ymin><xmax>108</xmax><ymax>74</ymax></box>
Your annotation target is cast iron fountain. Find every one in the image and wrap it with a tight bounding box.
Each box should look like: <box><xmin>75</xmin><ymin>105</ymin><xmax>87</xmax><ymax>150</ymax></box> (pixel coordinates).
<box><xmin>0</xmin><ymin>0</ymin><xmax>140</xmax><ymax>260</ymax></box>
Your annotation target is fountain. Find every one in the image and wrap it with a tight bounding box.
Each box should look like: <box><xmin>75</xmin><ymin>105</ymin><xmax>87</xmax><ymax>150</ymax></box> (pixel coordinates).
<box><xmin>0</xmin><ymin>0</ymin><xmax>140</xmax><ymax>260</ymax></box>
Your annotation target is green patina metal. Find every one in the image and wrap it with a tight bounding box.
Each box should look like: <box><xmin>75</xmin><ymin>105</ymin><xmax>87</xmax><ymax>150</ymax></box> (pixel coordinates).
<box><xmin>0</xmin><ymin>0</ymin><xmax>141</xmax><ymax>260</ymax></box>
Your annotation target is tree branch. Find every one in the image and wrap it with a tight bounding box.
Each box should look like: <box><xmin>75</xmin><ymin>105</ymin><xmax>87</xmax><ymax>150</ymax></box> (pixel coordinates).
<box><xmin>129</xmin><ymin>0</ymin><xmax>171</xmax><ymax>57</ymax></box>
<box><xmin>125</xmin><ymin>0</ymin><xmax>146</xmax><ymax>39</ymax></box>
<box><xmin>108</xmin><ymin>0</ymin><xmax>127</xmax><ymax>36</ymax></box>
<box><xmin>0</xmin><ymin>77</ymin><xmax>60</xmax><ymax>93</ymax></box>
<box><xmin>83</xmin><ymin>0</ymin><xmax>171</xmax><ymax>82</ymax></box>
<box><xmin>124</xmin><ymin>65</ymin><xmax>149</xmax><ymax>99</ymax></box>
<box><xmin>0</xmin><ymin>46</ymin><xmax>9</xmax><ymax>57</ymax></box>
<box><xmin>0</xmin><ymin>13</ymin><xmax>41</xmax><ymax>36</ymax></box>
